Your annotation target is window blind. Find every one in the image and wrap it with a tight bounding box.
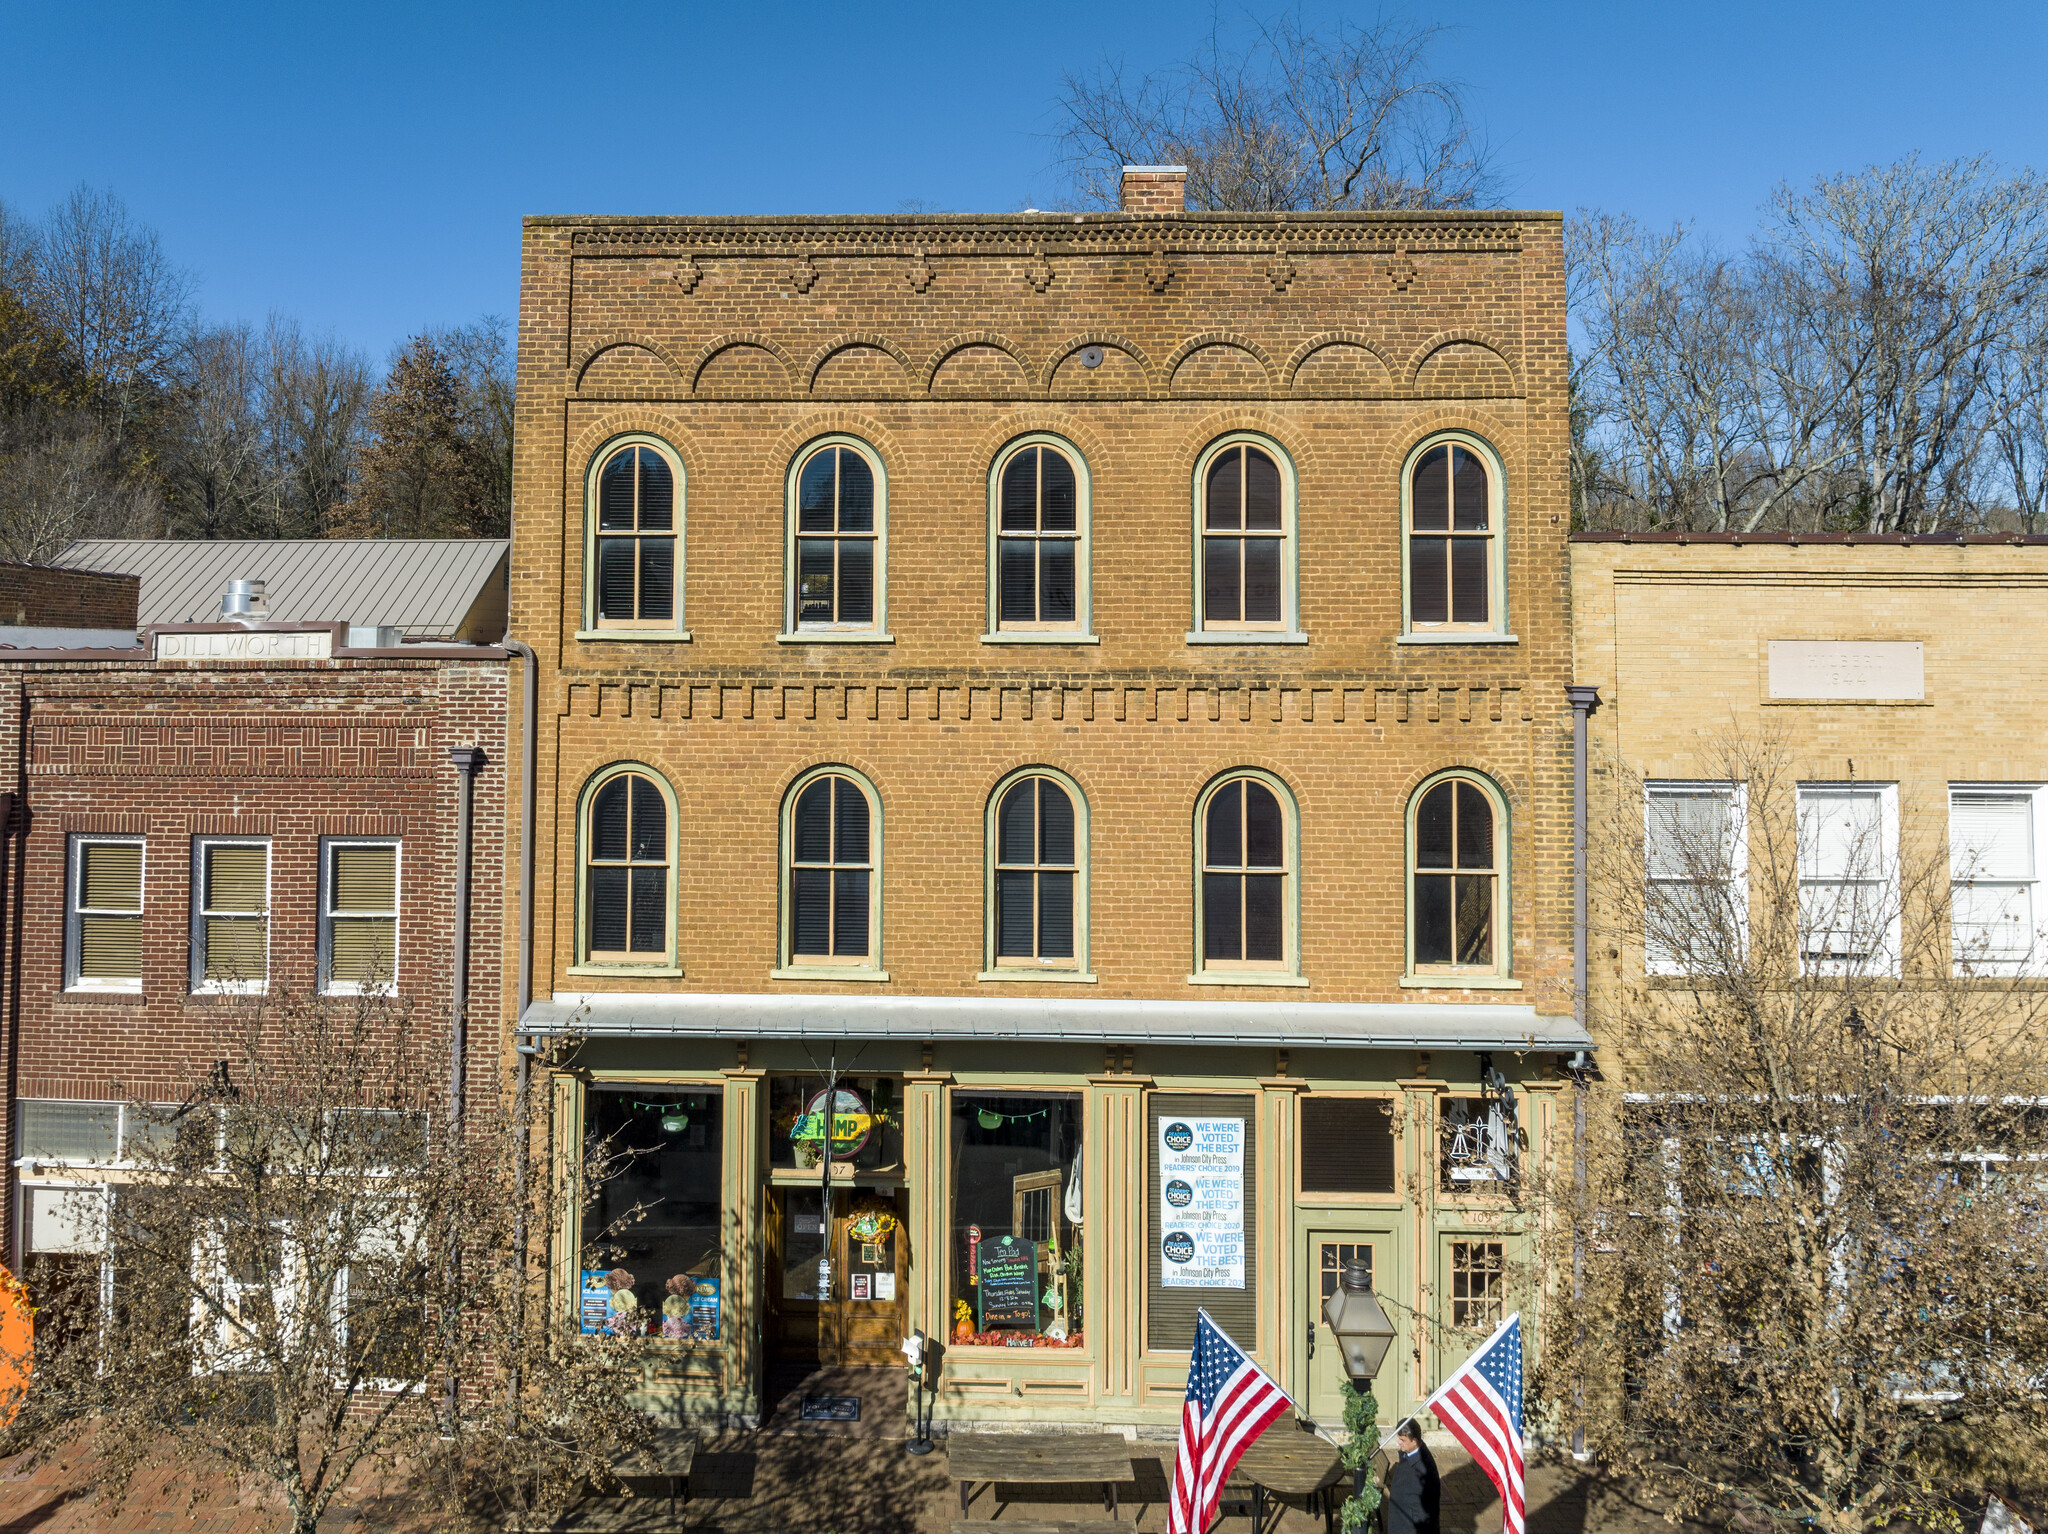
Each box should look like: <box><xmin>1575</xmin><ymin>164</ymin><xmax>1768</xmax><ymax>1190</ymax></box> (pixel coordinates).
<box><xmin>203</xmin><ymin>844</ymin><xmax>268</xmax><ymax>982</ymax></box>
<box><xmin>77</xmin><ymin>842</ymin><xmax>143</xmax><ymax>981</ymax></box>
<box><xmin>1951</xmin><ymin>794</ymin><xmax>2032</xmax><ymax>881</ymax></box>
<box><xmin>1146</xmin><ymin>1092</ymin><xmax>1256</xmax><ymax>1352</ymax></box>
<box><xmin>1299</xmin><ymin>1098</ymin><xmax>1396</xmax><ymax>1194</ymax></box>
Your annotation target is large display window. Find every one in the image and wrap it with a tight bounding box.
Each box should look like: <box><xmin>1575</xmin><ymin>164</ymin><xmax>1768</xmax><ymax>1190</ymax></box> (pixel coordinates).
<box><xmin>949</xmin><ymin>1092</ymin><xmax>1083</xmax><ymax>1349</ymax></box>
<box><xmin>580</xmin><ymin>1085</ymin><xmax>723</xmax><ymax>1341</ymax></box>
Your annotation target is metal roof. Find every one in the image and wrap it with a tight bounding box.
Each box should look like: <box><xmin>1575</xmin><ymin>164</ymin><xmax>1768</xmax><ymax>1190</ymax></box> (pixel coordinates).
<box><xmin>523</xmin><ymin>992</ymin><xmax>1593</xmax><ymax>1052</ymax></box>
<box><xmin>53</xmin><ymin>540</ymin><xmax>509</xmax><ymax>640</ymax></box>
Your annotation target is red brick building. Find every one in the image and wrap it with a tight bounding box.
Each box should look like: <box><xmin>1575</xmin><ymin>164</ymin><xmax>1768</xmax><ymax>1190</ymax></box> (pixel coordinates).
<box><xmin>0</xmin><ymin>545</ymin><xmax>510</xmax><ymax>1298</ymax></box>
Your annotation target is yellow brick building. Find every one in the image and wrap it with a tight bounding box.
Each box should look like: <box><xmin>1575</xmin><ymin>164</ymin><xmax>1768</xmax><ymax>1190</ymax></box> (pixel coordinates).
<box><xmin>509</xmin><ymin>169</ymin><xmax>1586</xmax><ymax>1428</ymax></box>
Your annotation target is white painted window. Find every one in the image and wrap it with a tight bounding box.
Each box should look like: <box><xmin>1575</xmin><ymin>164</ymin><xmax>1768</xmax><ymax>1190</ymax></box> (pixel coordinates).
<box><xmin>66</xmin><ymin>837</ymin><xmax>143</xmax><ymax>992</ymax></box>
<box><xmin>320</xmin><ymin>840</ymin><xmax>400</xmax><ymax>994</ymax></box>
<box><xmin>1643</xmin><ymin>782</ymin><xmax>1747</xmax><ymax>974</ymax></box>
<box><xmin>191</xmin><ymin>838</ymin><xmax>271</xmax><ymax>993</ymax></box>
<box><xmin>1950</xmin><ymin>785</ymin><xmax>2048</xmax><ymax>973</ymax></box>
<box><xmin>1796</xmin><ymin>784</ymin><xmax>1898</xmax><ymax>975</ymax></box>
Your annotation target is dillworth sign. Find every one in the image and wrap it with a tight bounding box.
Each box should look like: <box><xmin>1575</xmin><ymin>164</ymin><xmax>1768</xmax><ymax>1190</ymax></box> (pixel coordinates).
<box><xmin>155</xmin><ymin>629</ymin><xmax>333</xmax><ymax>661</ymax></box>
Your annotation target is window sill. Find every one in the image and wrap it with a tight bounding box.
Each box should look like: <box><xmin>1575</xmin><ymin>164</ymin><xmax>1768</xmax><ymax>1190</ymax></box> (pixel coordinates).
<box><xmin>1185</xmin><ymin>630</ymin><xmax>1309</xmax><ymax>645</ymax></box>
<box><xmin>192</xmin><ymin>982</ymin><xmax>268</xmax><ymax>997</ymax></box>
<box><xmin>321</xmin><ymin>984</ymin><xmax>397</xmax><ymax>998</ymax></box>
<box><xmin>575</xmin><ymin>629</ymin><xmax>693</xmax><ymax>643</ymax></box>
<box><xmin>776</xmin><ymin>631</ymin><xmax>895</xmax><ymax>645</ymax></box>
<box><xmin>1397</xmin><ymin>632</ymin><xmax>1518</xmax><ymax>646</ymax></box>
<box><xmin>771</xmin><ymin>966</ymin><xmax>891</xmax><ymax>983</ymax></box>
<box><xmin>980</xmin><ymin>632</ymin><xmax>1101</xmax><ymax>646</ymax></box>
<box><xmin>566</xmin><ymin>963</ymin><xmax>685</xmax><ymax>978</ymax></box>
<box><xmin>1399</xmin><ymin>974</ymin><xmax>1522</xmax><ymax>990</ymax></box>
<box><xmin>1186</xmin><ymin>971</ymin><xmax>1310</xmax><ymax>988</ymax></box>
<box><xmin>63</xmin><ymin>980</ymin><xmax>141</xmax><ymax>996</ymax></box>
<box><xmin>978</xmin><ymin>969</ymin><xmax>1098</xmax><ymax>984</ymax></box>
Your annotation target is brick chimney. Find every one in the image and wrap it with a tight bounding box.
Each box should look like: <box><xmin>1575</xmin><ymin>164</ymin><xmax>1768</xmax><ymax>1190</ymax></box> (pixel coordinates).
<box><xmin>1120</xmin><ymin>165</ymin><xmax>1188</xmax><ymax>214</ymax></box>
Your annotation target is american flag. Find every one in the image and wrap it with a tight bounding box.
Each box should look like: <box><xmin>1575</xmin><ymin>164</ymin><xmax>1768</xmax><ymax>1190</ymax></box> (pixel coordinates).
<box><xmin>1421</xmin><ymin>1312</ymin><xmax>1526</xmax><ymax>1534</ymax></box>
<box><xmin>1170</xmin><ymin>1310</ymin><xmax>1292</xmax><ymax>1534</ymax></box>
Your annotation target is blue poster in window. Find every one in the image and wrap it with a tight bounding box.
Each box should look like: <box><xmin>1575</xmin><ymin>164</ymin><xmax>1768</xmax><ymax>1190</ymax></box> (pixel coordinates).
<box><xmin>580</xmin><ymin>1270</ymin><xmax>612</xmax><ymax>1335</ymax></box>
<box><xmin>689</xmin><ymin>1276</ymin><xmax>721</xmax><ymax>1341</ymax></box>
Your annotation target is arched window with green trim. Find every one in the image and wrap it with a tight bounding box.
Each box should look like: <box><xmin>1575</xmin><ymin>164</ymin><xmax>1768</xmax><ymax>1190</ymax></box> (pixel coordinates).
<box><xmin>579</xmin><ymin>766</ymin><xmax>677</xmax><ymax>967</ymax></box>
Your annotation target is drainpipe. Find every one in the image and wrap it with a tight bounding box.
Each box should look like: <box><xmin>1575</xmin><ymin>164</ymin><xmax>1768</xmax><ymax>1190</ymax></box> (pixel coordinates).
<box><xmin>447</xmin><ymin>747</ymin><xmax>487</xmax><ymax>1131</ymax></box>
<box><xmin>1564</xmin><ymin>683</ymin><xmax>1600</xmax><ymax>1459</ymax></box>
<box><xmin>500</xmin><ymin>636</ymin><xmax>538</xmax><ymax>1413</ymax></box>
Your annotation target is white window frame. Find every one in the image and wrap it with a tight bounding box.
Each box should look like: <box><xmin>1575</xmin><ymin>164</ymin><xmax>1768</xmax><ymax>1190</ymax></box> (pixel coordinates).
<box><xmin>1949</xmin><ymin>783</ymin><xmax>2048</xmax><ymax>976</ymax></box>
<box><xmin>1188</xmin><ymin>433</ymin><xmax>1305</xmax><ymax>645</ymax></box>
<box><xmin>781</xmin><ymin>435</ymin><xmax>891</xmax><ymax>644</ymax></box>
<box><xmin>985</xmin><ymin>434</ymin><xmax>1096</xmax><ymax>644</ymax></box>
<box><xmin>319</xmin><ymin>837</ymin><xmax>401</xmax><ymax>995</ymax></box>
<box><xmin>1642</xmin><ymin>780</ymin><xmax>1749</xmax><ymax>976</ymax></box>
<box><xmin>66</xmin><ymin>835</ymin><xmax>144</xmax><ymax>994</ymax></box>
<box><xmin>190</xmin><ymin>836</ymin><xmax>272</xmax><ymax>996</ymax></box>
<box><xmin>1796</xmin><ymin>782</ymin><xmax>1900</xmax><ymax>977</ymax></box>
<box><xmin>578</xmin><ymin>434</ymin><xmax>689</xmax><ymax>641</ymax></box>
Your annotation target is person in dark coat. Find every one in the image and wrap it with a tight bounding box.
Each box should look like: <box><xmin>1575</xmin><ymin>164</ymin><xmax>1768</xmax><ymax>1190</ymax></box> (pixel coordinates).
<box><xmin>1384</xmin><ymin>1418</ymin><xmax>1441</xmax><ymax>1534</ymax></box>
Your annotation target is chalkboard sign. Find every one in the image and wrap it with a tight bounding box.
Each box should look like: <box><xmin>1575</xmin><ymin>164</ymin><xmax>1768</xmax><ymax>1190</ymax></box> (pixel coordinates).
<box><xmin>974</xmin><ymin>1234</ymin><xmax>1040</xmax><ymax>1330</ymax></box>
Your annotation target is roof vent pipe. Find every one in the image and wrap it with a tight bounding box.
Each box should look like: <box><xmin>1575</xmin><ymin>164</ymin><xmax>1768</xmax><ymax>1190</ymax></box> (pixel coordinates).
<box><xmin>219</xmin><ymin>580</ymin><xmax>268</xmax><ymax>624</ymax></box>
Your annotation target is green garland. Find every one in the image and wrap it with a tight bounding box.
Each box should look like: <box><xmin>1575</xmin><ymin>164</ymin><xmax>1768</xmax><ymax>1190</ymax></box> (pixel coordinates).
<box><xmin>1336</xmin><ymin>1379</ymin><xmax>1382</xmax><ymax>1534</ymax></box>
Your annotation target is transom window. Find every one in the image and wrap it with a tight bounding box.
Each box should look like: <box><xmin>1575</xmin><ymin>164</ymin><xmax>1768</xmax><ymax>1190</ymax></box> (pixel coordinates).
<box><xmin>584</xmin><ymin>771</ymin><xmax>671</xmax><ymax>963</ymax></box>
<box><xmin>793</xmin><ymin>443</ymin><xmax>879</xmax><ymax>630</ymax></box>
<box><xmin>1200</xmin><ymin>776</ymin><xmax>1291</xmax><ymax>970</ymax></box>
<box><xmin>996</xmin><ymin>444</ymin><xmax>1080</xmax><ymax>631</ymax></box>
<box><xmin>787</xmin><ymin>773</ymin><xmax>875</xmax><ymax>965</ymax></box>
<box><xmin>1406</xmin><ymin>438</ymin><xmax>1499</xmax><ymax>631</ymax></box>
<box><xmin>593</xmin><ymin>444</ymin><xmax>678</xmax><ymax>628</ymax></box>
<box><xmin>1410</xmin><ymin>775</ymin><xmax>1503</xmax><ymax>975</ymax></box>
<box><xmin>994</xmin><ymin>775</ymin><xmax>1078</xmax><ymax>968</ymax></box>
<box><xmin>1199</xmin><ymin>441</ymin><xmax>1287</xmax><ymax>631</ymax></box>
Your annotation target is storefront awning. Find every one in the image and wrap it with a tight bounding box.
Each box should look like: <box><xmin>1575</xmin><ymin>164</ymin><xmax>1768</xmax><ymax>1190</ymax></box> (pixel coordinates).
<box><xmin>520</xmin><ymin>992</ymin><xmax>1593</xmax><ymax>1053</ymax></box>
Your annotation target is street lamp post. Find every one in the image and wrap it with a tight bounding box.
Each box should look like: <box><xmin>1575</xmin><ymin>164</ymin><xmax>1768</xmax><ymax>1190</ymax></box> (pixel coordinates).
<box><xmin>1321</xmin><ymin>1257</ymin><xmax>1398</xmax><ymax>1504</ymax></box>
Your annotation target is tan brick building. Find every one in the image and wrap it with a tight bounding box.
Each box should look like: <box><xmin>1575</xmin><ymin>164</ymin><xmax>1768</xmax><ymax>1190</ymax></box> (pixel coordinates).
<box><xmin>512</xmin><ymin>168</ymin><xmax>1586</xmax><ymax>1429</ymax></box>
<box><xmin>1572</xmin><ymin>531</ymin><xmax>2048</xmax><ymax>1024</ymax></box>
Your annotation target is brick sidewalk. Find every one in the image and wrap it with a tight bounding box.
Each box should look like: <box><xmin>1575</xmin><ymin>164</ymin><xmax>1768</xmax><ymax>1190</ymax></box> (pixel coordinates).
<box><xmin>0</xmin><ymin>1431</ymin><xmax>1683</xmax><ymax>1534</ymax></box>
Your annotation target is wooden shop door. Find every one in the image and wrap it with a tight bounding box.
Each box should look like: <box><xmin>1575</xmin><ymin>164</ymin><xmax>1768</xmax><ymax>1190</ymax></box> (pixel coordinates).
<box><xmin>767</xmin><ymin>1186</ymin><xmax>907</xmax><ymax>1367</ymax></box>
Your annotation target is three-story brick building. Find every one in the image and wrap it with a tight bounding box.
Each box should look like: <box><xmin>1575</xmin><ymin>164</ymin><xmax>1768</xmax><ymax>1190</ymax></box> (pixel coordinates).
<box><xmin>511</xmin><ymin>169</ymin><xmax>1585</xmax><ymax>1429</ymax></box>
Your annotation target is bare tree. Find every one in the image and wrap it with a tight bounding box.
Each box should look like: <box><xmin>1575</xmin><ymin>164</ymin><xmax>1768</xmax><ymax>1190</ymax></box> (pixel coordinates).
<box><xmin>1572</xmin><ymin>157</ymin><xmax>2048</xmax><ymax>534</ymax></box>
<box><xmin>29</xmin><ymin>185</ymin><xmax>193</xmax><ymax>430</ymax></box>
<box><xmin>432</xmin><ymin>315</ymin><xmax>513</xmax><ymax>538</ymax></box>
<box><xmin>1055</xmin><ymin>11</ymin><xmax>1496</xmax><ymax>212</ymax></box>
<box><xmin>254</xmin><ymin>317</ymin><xmax>371</xmax><ymax>538</ymax></box>
<box><xmin>163</xmin><ymin>323</ymin><xmax>271</xmax><ymax>539</ymax></box>
<box><xmin>0</xmin><ymin>412</ymin><xmax>159</xmax><ymax>561</ymax></box>
<box><xmin>2</xmin><ymin>990</ymin><xmax>653</xmax><ymax>1534</ymax></box>
<box><xmin>1542</xmin><ymin>730</ymin><xmax>2048</xmax><ymax>1530</ymax></box>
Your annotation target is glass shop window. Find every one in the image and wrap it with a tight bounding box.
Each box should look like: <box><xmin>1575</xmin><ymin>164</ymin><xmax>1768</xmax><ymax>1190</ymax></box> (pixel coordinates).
<box><xmin>949</xmin><ymin>1093</ymin><xmax>1084</xmax><ymax>1349</ymax></box>
<box><xmin>580</xmin><ymin>1086</ymin><xmax>724</xmax><ymax>1342</ymax></box>
<box><xmin>767</xmin><ymin>1075</ymin><xmax>903</xmax><ymax>1172</ymax></box>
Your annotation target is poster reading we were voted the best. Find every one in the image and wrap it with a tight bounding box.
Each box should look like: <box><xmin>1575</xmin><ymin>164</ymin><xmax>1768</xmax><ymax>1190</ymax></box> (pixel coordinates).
<box><xmin>1157</xmin><ymin>1117</ymin><xmax>1246</xmax><ymax>1289</ymax></box>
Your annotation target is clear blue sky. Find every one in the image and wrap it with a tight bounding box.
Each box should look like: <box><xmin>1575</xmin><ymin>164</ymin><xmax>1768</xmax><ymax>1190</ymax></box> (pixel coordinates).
<box><xmin>4</xmin><ymin>0</ymin><xmax>2045</xmax><ymax>362</ymax></box>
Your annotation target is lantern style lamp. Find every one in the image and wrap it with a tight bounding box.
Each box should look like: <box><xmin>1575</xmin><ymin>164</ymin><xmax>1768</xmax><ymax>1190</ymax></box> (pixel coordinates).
<box><xmin>1321</xmin><ymin>1257</ymin><xmax>1397</xmax><ymax>1386</ymax></box>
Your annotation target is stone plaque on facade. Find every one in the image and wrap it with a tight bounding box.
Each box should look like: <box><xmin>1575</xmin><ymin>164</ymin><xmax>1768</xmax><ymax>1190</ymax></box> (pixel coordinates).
<box><xmin>1767</xmin><ymin>640</ymin><xmax>1923</xmax><ymax>701</ymax></box>
<box><xmin>155</xmin><ymin>629</ymin><xmax>332</xmax><ymax>662</ymax></box>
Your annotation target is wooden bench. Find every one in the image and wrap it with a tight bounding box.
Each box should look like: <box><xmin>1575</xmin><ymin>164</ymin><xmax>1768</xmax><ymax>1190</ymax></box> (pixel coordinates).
<box><xmin>951</xmin><ymin>1523</ymin><xmax>1131</xmax><ymax>1534</ymax></box>
<box><xmin>946</xmin><ymin>1430</ymin><xmax>1135</xmax><ymax>1519</ymax></box>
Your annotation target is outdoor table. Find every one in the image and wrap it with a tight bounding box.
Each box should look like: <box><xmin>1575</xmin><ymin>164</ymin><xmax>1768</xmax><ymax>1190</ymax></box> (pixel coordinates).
<box><xmin>1233</xmin><ymin>1418</ymin><xmax>1344</xmax><ymax>1533</ymax></box>
<box><xmin>946</xmin><ymin>1430</ymin><xmax>1134</xmax><ymax>1519</ymax></box>
<box><xmin>610</xmin><ymin>1427</ymin><xmax>698</xmax><ymax>1520</ymax></box>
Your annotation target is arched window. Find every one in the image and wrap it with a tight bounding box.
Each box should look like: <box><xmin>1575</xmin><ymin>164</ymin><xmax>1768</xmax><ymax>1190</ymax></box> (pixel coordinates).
<box><xmin>782</xmin><ymin>770</ymin><xmax>882</xmax><ymax>971</ymax></box>
<box><xmin>990</xmin><ymin>438</ymin><xmax>1091</xmax><ymax>640</ymax></box>
<box><xmin>1408</xmin><ymin>773</ymin><xmax>1507</xmax><ymax>977</ymax></box>
<box><xmin>581</xmin><ymin>767</ymin><xmax>675</xmax><ymax>966</ymax></box>
<box><xmin>787</xmin><ymin>440</ymin><xmax>886</xmax><ymax>637</ymax></box>
<box><xmin>1194</xmin><ymin>436</ymin><xmax>1297</xmax><ymax>639</ymax></box>
<box><xmin>987</xmin><ymin>770</ymin><xmax>1089</xmax><ymax>975</ymax></box>
<box><xmin>586</xmin><ymin>440</ymin><xmax>683</xmax><ymax>634</ymax></box>
<box><xmin>1404</xmin><ymin>436</ymin><xmax>1503</xmax><ymax>635</ymax></box>
<box><xmin>1195</xmin><ymin>772</ymin><xmax>1298</xmax><ymax>978</ymax></box>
